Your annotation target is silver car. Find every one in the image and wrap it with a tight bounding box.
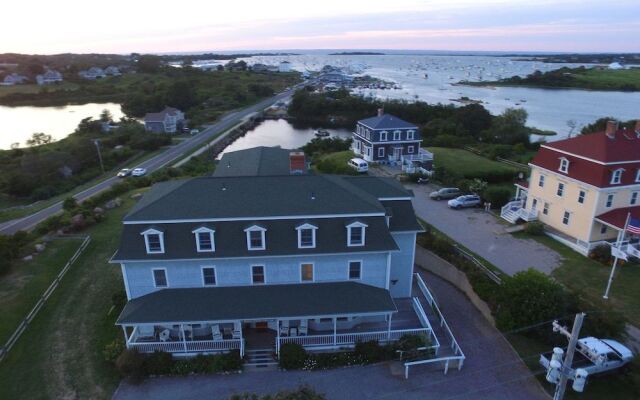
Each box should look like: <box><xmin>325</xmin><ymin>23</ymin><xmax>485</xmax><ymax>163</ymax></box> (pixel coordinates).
<box><xmin>448</xmin><ymin>195</ymin><xmax>482</xmax><ymax>209</ymax></box>
<box><xmin>429</xmin><ymin>187</ymin><xmax>461</xmax><ymax>200</ymax></box>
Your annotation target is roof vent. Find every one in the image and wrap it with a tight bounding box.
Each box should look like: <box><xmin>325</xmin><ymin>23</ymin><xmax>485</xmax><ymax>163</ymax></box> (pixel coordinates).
<box><xmin>310</xmin><ymin>191</ymin><xmax>316</xmax><ymax>200</ymax></box>
<box><xmin>221</xmin><ymin>183</ymin><xmax>227</xmax><ymax>191</ymax></box>
<box><xmin>605</xmin><ymin>120</ymin><xmax>618</xmax><ymax>139</ymax></box>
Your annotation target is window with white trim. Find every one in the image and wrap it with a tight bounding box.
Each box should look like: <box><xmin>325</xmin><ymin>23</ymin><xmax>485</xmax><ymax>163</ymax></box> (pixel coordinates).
<box><xmin>407</xmin><ymin>130</ymin><xmax>415</xmax><ymax>140</ymax></box>
<box><xmin>296</xmin><ymin>223</ymin><xmax>317</xmax><ymax>249</ymax></box>
<box><xmin>606</xmin><ymin>193</ymin><xmax>614</xmax><ymax>208</ymax></box>
<box><xmin>631</xmin><ymin>192</ymin><xmax>638</xmax><ymax>205</ymax></box>
<box><xmin>559</xmin><ymin>158</ymin><xmax>569</xmax><ymax>173</ymax></box>
<box><xmin>142</xmin><ymin>229</ymin><xmax>164</xmax><ymax>254</ymax></box>
<box><xmin>202</xmin><ymin>267</ymin><xmax>216</xmax><ymax>286</ymax></box>
<box><xmin>557</xmin><ymin>182</ymin><xmax>565</xmax><ymax>197</ymax></box>
<box><xmin>562</xmin><ymin>211</ymin><xmax>571</xmax><ymax>225</ymax></box>
<box><xmin>251</xmin><ymin>265</ymin><xmax>265</xmax><ymax>284</ymax></box>
<box><xmin>378</xmin><ymin>147</ymin><xmax>385</xmax><ymax>157</ymax></box>
<box><xmin>577</xmin><ymin>190</ymin><xmax>586</xmax><ymax>204</ymax></box>
<box><xmin>538</xmin><ymin>175</ymin><xmax>545</xmax><ymax>187</ymax></box>
<box><xmin>611</xmin><ymin>169</ymin><xmax>623</xmax><ymax>184</ymax></box>
<box><xmin>346</xmin><ymin>222</ymin><xmax>367</xmax><ymax>246</ymax></box>
<box><xmin>245</xmin><ymin>225</ymin><xmax>266</xmax><ymax>250</ymax></box>
<box><xmin>349</xmin><ymin>261</ymin><xmax>362</xmax><ymax>280</ymax></box>
<box><xmin>393</xmin><ymin>130</ymin><xmax>401</xmax><ymax>140</ymax></box>
<box><xmin>600</xmin><ymin>225</ymin><xmax>607</xmax><ymax>235</ymax></box>
<box><xmin>300</xmin><ymin>263</ymin><xmax>313</xmax><ymax>282</ymax></box>
<box><xmin>531</xmin><ymin>198</ymin><xmax>538</xmax><ymax>210</ymax></box>
<box><xmin>153</xmin><ymin>268</ymin><xmax>168</xmax><ymax>287</ymax></box>
<box><xmin>543</xmin><ymin>202</ymin><xmax>549</xmax><ymax>215</ymax></box>
<box><xmin>193</xmin><ymin>227</ymin><xmax>215</xmax><ymax>252</ymax></box>
<box><xmin>365</xmin><ymin>130</ymin><xmax>370</xmax><ymax>140</ymax></box>
<box><xmin>380</xmin><ymin>131</ymin><xmax>387</xmax><ymax>141</ymax></box>
<box><xmin>408</xmin><ymin>145</ymin><xmax>414</xmax><ymax>154</ymax></box>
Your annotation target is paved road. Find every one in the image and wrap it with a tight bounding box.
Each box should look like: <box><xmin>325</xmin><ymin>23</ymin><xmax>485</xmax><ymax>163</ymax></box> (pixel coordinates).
<box><xmin>408</xmin><ymin>183</ymin><xmax>561</xmax><ymax>275</ymax></box>
<box><xmin>0</xmin><ymin>87</ymin><xmax>301</xmax><ymax>235</ymax></box>
<box><xmin>112</xmin><ymin>270</ymin><xmax>547</xmax><ymax>400</ymax></box>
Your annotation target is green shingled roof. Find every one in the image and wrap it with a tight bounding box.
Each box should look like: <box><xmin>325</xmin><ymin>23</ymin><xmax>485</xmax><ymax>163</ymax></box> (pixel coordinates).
<box><xmin>214</xmin><ymin>147</ymin><xmax>302</xmax><ymax>177</ymax></box>
<box><xmin>117</xmin><ymin>282</ymin><xmax>397</xmax><ymax>324</ymax></box>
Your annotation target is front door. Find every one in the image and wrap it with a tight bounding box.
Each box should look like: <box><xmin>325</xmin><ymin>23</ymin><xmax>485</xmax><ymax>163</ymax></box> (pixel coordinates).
<box><xmin>393</xmin><ymin>148</ymin><xmax>401</xmax><ymax>161</ymax></box>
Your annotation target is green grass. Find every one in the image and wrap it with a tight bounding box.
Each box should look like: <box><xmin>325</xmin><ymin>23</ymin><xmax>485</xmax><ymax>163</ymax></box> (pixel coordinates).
<box><xmin>573</xmin><ymin>68</ymin><xmax>640</xmax><ymax>90</ymax></box>
<box><xmin>0</xmin><ymin>82</ymin><xmax>79</xmax><ymax>98</ymax></box>
<box><xmin>0</xmin><ymin>238</ymin><xmax>84</xmax><ymax>345</ymax></box>
<box><xmin>0</xmin><ymin>193</ymin><xmax>143</xmax><ymax>399</ymax></box>
<box><xmin>514</xmin><ymin>233</ymin><xmax>640</xmax><ymax>327</ymax></box>
<box><xmin>427</xmin><ymin>147</ymin><xmax>520</xmax><ymax>179</ymax></box>
<box><xmin>314</xmin><ymin>150</ymin><xmax>359</xmax><ymax>175</ymax></box>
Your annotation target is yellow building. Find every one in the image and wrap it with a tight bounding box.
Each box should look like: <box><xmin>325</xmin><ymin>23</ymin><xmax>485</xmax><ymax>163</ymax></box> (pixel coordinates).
<box><xmin>502</xmin><ymin>121</ymin><xmax>640</xmax><ymax>256</ymax></box>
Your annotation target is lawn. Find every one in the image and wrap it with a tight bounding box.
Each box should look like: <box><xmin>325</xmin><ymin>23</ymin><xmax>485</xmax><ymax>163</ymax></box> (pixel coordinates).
<box><xmin>573</xmin><ymin>68</ymin><xmax>640</xmax><ymax>90</ymax></box>
<box><xmin>427</xmin><ymin>147</ymin><xmax>521</xmax><ymax>180</ymax></box>
<box><xmin>515</xmin><ymin>232</ymin><xmax>640</xmax><ymax>327</ymax></box>
<box><xmin>0</xmin><ymin>237</ymin><xmax>84</xmax><ymax>345</ymax></box>
<box><xmin>0</xmin><ymin>82</ymin><xmax>79</xmax><ymax>98</ymax></box>
<box><xmin>0</xmin><ymin>193</ymin><xmax>143</xmax><ymax>399</ymax></box>
<box><xmin>314</xmin><ymin>150</ymin><xmax>358</xmax><ymax>175</ymax></box>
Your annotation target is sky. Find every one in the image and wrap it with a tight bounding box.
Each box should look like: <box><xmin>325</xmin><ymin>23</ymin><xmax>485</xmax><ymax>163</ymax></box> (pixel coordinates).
<box><xmin>4</xmin><ymin>0</ymin><xmax>639</xmax><ymax>54</ymax></box>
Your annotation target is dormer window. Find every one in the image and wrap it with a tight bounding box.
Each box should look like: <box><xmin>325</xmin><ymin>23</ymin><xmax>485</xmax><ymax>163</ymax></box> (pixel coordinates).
<box><xmin>141</xmin><ymin>228</ymin><xmax>164</xmax><ymax>254</ymax></box>
<box><xmin>245</xmin><ymin>225</ymin><xmax>266</xmax><ymax>250</ymax></box>
<box><xmin>380</xmin><ymin>131</ymin><xmax>388</xmax><ymax>141</ymax></box>
<box><xmin>346</xmin><ymin>221</ymin><xmax>367</xmax><ymax>247</ymax></box>
<box><xmin>365</xmin><ymin>130</ymin><xmax>370</xmax><ymax>140</ymax></box>
<box><xmin>611</xmin><ymin>168</ymin><xmax>624</xmax><ymax>184</ymax></box>
<box><xmin>393</xmin><ymin>130</ymin><xmax>401</xmax><ymax>140</ymax></box>
<box><xmin>559</xmin><ymin>158</ymin><xmax>569</xmax><ymax>173</ymax></box>
<box><xmin>407</xmin><ymin>130</ymin><xmax>415</xmax><ymax>140</ymax></box>
<box><xmin>296</xmin><ymin>223</ymin><xmax>317</xmax><ymax>249</ymax></box>
<box><xmin>192</xmin><ymin>227</ymin><xmax>215</xmax><ymax>252</ymax></box>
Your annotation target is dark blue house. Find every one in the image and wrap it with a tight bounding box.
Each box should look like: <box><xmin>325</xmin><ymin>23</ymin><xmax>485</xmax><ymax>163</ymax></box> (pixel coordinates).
<box><xmin>352</xmin><ymin>109</ymin><xmax>423</xmax><ymax>164</ymax></box>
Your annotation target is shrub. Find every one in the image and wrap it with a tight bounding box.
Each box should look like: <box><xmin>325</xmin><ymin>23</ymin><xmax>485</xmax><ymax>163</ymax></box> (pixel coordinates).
<box><xmin>143</xmin><ymin>351</ymin><xmax>173</xmax><ymax>376</ymax></box>
<box><xmin>589</xmin><ymin>244</ymin><xmax>612</xmax><ymax>264</ymax></box>
<box><xmin>496</xmin><ymin>269</ymin><xmax>569</xmax><ymax>333</ymax></box>
<box><xmin>115</xmin><ymin>349</ymin><xmax>146</xmax><ymax>382</ymax></box>
<box><xmin>170</xmin><ymin>359</ymin><xmax>195</xmax><ymax>376</ymax></box>
<box><xmin>62</xmin><ymin>197</ymin><xmax>78</xmax><ymax>212</ymax></box>
<box><xmin>524</xmin><ymin>221</ymin><xmax>545</xmax><ymax>236</ymax></box>
<box><xmin>210</xmin><ymin>350</ymin><xmax>242</xmax><ymax>372</ymax></box>
<box><xmin>230</xmin><ymin>386</ymin><xmax>326</xmax><ymax>400</ymax></box>
<box><xmin>103</xmin><ymin>339</ymin><xmax>126</xmax><ymax>363</ymax></box>
<box><xmin>354</xmin><ymin>340</ymin><xmax>385</xmax><ymax>363</ymax></box>
<box><xmin>482</xmin><ymin>186</ymin><xmax>512</xmax><ymax>208</ymax></box>
<box><xmin>279</xmin><ymin>343</ymin><xmax>308</xmax><ymax>370</ymax></box>
<box><xmin>396</xmin><ymin>334</ymin><xmax>427</xmax><ymax>352</ymax></box>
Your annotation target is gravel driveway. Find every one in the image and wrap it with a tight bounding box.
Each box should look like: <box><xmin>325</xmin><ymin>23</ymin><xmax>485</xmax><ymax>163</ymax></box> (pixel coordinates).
<box><xmin>112</xmin><ymin>271</ymin><xmax>548</xmax><ymax>400</ymax></box>
<box><xmin>408</xmin><ymin>183</ymin><xmax>560</xmax><ymax>275</ymax></box>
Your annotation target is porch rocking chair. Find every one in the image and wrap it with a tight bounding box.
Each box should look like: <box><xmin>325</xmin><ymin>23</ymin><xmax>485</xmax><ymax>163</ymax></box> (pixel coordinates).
<box><xmin>280</xmin><ymin>320</ymin><xmax>290</xmax><ymax>337</ymax></box>
<box><xmin>138</xmin><ymin>325</ymin><xmax>156</xmax><ymax>341</ymax></box>
<box><xmin>232</xmin><ymin>321</ymin><xmax>242</xmax><ymax>340</ymax></box>
<box><xmin>211</xmin><ymin>324</ymin><xmax>223</xmax><ymax>341</ymax></box>
<box><xmin>299</xmin><ymin>319</ymin><xmax>308</xmax><ymax>336</ymax></box>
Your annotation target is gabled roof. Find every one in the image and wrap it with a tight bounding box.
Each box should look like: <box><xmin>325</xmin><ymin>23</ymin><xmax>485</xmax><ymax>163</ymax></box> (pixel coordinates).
<box><xmin>358</xmin><ymin>114</ymin><xmax>417</xmax><ymax>130</ymax></box>
<box><xmin>540</xmin><ymin>129</ymin><xmax>640</xmax><ymax>164</ymax></box>
<box><xmin>116</xmin><ymin>281</ymin><xmax>397</xmax><ymax>324</ymax></box>
<box><xmin>595</xmin><ymin>206</ymin><xmax>640</xmax><ymax>230</ymax></box>
<box><xmin>144</xmin><ymin>107</ymin><xmax>182</xmax><ymax>122</ymax></box>
<box><xmin>214</xmin><ymin>147</ymin><xmax>305</xmax><ymax>177</ymax></box>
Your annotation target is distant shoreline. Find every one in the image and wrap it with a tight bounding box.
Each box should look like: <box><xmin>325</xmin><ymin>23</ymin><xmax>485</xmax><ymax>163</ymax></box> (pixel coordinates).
<box><xmin>328</xmin><ymin>52</ymin><xmax>385</xmax><ymax>56</ymax></box>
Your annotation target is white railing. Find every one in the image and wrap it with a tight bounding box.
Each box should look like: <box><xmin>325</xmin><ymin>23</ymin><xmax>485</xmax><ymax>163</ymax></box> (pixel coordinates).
<box><xmin>128</xmin><ymin>336</ymin><xmax>243</xmax><ymax>354</ymax></box>
<box><xmin>412</xmin><ymin>297</ymin><xmax>441</xmax><ymax>352</ymax></box>
<box><xmin>501</xmin><ymin>200</ymin><xmax>523</xmax><ymax>218</ymax></box>
<box><xmin>517</xmin><ymin>207</ymin><xmax>538</xmax><ymax>221</ymax></box>
<box><xmin>403</xmin><ymin>149</ymin><xmax>433</xmax><ymax>163</ymax></box>
<box><xmin>625</xmin><ymin>243</ymin><xmax>640</xmax><ymax>259</ymax></box>
<box><xmin>405</xmin><ymin>274</ymin><xmax>466</xmax><ymax>378</ymax></box>
<box><xmin>279</xmin><ymin>328</ymin><xmax>433</xmax><ymax>350</ymax></box>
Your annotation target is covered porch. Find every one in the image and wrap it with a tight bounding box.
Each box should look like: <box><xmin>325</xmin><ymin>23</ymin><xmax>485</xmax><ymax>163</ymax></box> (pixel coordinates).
<box><xmin>595</xmin><ymin>206</ymin><xmax>640</xmax><ymax>259</ymax></box>
<box><xmin>116</xmin><ymin>281</ymin><xmax>433</xmax><ymax>356</ymax></box>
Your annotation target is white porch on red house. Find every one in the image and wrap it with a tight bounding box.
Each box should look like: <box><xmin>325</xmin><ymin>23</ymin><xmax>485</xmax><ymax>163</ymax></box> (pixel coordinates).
<box><xmin>117</xmin><ymin>281</ymin><xmax>436</xmax><ymax>357</ymax></box>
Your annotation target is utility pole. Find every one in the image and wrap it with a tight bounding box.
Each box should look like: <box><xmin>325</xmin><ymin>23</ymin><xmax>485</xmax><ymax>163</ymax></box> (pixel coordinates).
<box><xmin>93</xmin><ymin>139</ymin><xmax>105</xmax><ymax>174</ymax></box>
<box><xmin>603</xmin><ymin>212</ymin><xmax>630</xmax><ymax>299</ymax></box>
<box><xmin>552</xmin><ymin>313</ymin><xmax>586</xmax><ymax>400</ymax></box>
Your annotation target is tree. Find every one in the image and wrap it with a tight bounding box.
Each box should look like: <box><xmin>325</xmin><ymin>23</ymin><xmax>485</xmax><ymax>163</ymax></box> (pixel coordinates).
<box><xmin>26</xmin><ymin>132</ymin><xmax>54</xmax><ymax>147</ymax></box>
<box><xmin>136</xmin><ymin>55</ymin><xmax>162</xmax><ymax>73</ymax></box>
<box><xmin>164</xmin><ymin>80</ymin><xmax>198</xmax><ymax>110</ymax></box>
<box><xmin>62</xmin><ymin>197</ymin><xmax>78</xmax><ymax>211</ymax></box>
<box><xmin>566</xmin><ymin>119</ymin><xmax>577</xmax><ymax>137</ymax></box>
<box><xmin>454</xmin><ymin>104</ymin><xmax>492</xmax><ymax>138</ymax></box>
<box><xmin>496</xmin><ymin>269</ymin><xmax>569</xmax><ymax>332</ymax></box>
<box><xmin>100</xmin><ymin>109</ymin><xmax>114</xmax><ymax>123</ymax></box>
<box><xmin>483</xmin><ymin>108</ymin><xmax>529</xmax><ymax>145</ymax></box>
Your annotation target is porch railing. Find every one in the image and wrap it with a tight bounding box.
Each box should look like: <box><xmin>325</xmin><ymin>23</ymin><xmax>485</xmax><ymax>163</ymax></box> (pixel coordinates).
<box><xmin>278</xmin><ymin>328</ymin><xmax>433</xmax><ymax>350</ymax></box>
<box><xmin>405</xmin><ymin>274</ymin><xmax>466</xmax><ymax>378</ymax></box>
<box><xmin>127</xmin><ymin>327</ymin><xmax>243</xmax><ymax>355</ymax></box>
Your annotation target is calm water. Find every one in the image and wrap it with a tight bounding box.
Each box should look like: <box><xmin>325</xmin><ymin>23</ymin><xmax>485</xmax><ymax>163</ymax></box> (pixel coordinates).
<box><xmin>217</xmin><ymin>119</ymin><xmax>351</xmax><ymax>158</ymax></box>
<box><xmin>0</xmin><ymin>103</ymin><xmax>124</xmax><ymax>149</ymax></box>
<box><xmin>245</xmin><ymin>53</ymin><xmax>640</xmax><ymax>139</ymax></box>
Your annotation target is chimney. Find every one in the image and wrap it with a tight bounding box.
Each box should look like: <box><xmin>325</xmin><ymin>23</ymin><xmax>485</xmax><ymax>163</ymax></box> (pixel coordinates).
<box><xmin>605</xmin><ymin>120</ymin><xmax>618</xmax><ymax>139</ymax></box>
<box><xmin>377</xmin><ymin>108</ymin><xmax>384</xmax><ymax>117</ymax></box>
<box><xmin>289</xmin><ymin>151</ymin><xmax>306</xmax><ymax>175</ymax></box>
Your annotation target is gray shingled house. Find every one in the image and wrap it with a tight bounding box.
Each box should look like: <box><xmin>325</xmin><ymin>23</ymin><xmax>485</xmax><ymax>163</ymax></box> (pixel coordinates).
<box><xmin>111</xmin><ymin>173</ymin><xmax>433</xmax><ymax>360</ymax></box>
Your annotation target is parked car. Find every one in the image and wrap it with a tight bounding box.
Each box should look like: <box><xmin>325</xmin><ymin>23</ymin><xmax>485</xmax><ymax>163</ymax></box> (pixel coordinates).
<box><xmin>190</xmin><ymin>129</ymin><xmax>200</xmax><ymax>135</ymax></box>
<box><xmin>117</xmin><ymin>168</ymin><xmax>131</xmax><ymax>178</ymax></box>
<box><xmin>429</xmin><ymin>187</ymin><xmax>461</xmax><ymax>200</ymax></box>
<box><xmin>448</xmin><ymin>195</ymin><xmax>482</xmax><ymax>209</ymax></box>
<box><xmin>131</xmin><ymin>168</ymin><xmax>147</xmax><ymax>177</ymax></box>
<box><xmin>347</xmin><ymin>158</ymin><xmax>368</xmax><ymax>173</ymax></box>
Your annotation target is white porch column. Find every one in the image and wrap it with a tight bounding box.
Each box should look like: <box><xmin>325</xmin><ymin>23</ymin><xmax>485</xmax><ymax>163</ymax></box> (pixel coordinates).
<box><xmin>387</xmin><ymin>313</ymin><xmax>392</xmax><ymax>340</ymax></box>
<box><xmin>180</xmin><ymin>324</ymin><xmax>187</xmax><ymax>353</ymax></box>
<box><xmin>276</xmin><ymin>319</ymin><xmax>280</xmax><ymax>356</ymax></box>
<box><xmin>239</xmin><ymin>320</ymin><xmax>244</xmax><ymax>357</ymax></box>
<box><xmin>122</xmin><ymin>326</ymin><xmax>130</xmax><ymax>347</ymax></box>
<box><xmin>333</xmin><ymin>317</ymin><xmax>337</xmax><ymax>346</ymax></box>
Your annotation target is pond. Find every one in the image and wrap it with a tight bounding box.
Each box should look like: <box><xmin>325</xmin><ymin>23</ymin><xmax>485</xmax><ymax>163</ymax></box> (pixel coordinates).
<box><xmin>0</xmin><ymin>103</ymin><xmax>124</xmax><ymax>150</ymax></box>
<box><xmin>217</xmin><ymin>119</ymin><xmax>352</xmax><ymax>158</ymax></box>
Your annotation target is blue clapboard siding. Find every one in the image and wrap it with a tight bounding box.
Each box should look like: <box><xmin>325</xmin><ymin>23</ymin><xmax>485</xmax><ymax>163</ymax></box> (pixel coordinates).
<box><xmin>388</xmin><ymin>232</ymin><xmax>416</xmax><ymax>298</ymax></box>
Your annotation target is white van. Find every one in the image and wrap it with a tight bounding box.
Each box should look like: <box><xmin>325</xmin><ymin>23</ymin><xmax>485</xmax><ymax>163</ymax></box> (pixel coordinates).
<box><xmin>348</xmin><ymin>158</ymin><xmax>369</xmax><ymax>173</ymax></box>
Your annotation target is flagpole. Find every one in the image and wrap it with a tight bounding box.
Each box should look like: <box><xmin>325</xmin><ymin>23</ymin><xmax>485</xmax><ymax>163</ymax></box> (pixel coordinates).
<box><xmin>603</xmin><ymin>212</ymin><xmax>631</xmax><ymax>299</ymax></box>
